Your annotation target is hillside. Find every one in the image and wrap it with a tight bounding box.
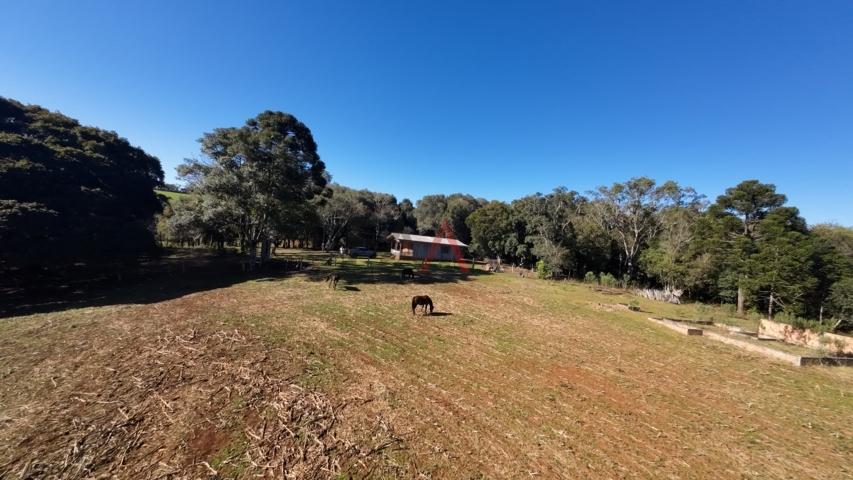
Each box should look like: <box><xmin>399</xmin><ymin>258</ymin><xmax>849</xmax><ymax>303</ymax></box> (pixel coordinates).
<box><xmin>155</xmin><ymin>189</ymin><xmax>190</xmax><ymax>203</ymax></box>
<box><xmin>1</xmin><ymin>252</ymin><xmax>851</xmax><ymax>478</ymax></box>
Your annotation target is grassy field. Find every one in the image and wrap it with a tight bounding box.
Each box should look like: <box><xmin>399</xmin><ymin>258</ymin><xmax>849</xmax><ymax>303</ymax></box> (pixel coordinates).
<box><xmin>155</xmin><ymin>189</ymin><xmax>189</xmax><ymax>203</ymax></box>
<box><xmin>1</xmin><ymin>251</ymin><xmax>851</xmax><ymax>478</ymax></box>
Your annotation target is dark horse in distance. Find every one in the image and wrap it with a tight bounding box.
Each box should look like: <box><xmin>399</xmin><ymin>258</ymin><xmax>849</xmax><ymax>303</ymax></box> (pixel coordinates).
<box><xmin>325</xmin><ymin>272</ymin><xmax>341</xmax><ymax>289</ymax></box>
<box><xmin>411</xmin><ymin>295</ymin><xmax>434</xmax><ymax>315</ymax></box>
<box><xmin>401</xmin><ymin>267</ymin><xmax>415</xmax><ymax>280</ymax></box>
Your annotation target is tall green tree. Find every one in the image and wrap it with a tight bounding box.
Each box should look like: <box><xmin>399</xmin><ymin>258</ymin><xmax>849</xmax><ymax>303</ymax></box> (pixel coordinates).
<box><xmin>512</xmin><ymin>188</ymin><xmax>583</xmax><ymax>275</ymax></box>
<box><xmin>466</xmin><ymin>201</ymin><xmax>517</xmax><ymax>259</ymax></box>
<box><xmin>316</xmin><ymin>185</ymin><xmax>367</xmax><ymax>251</ymax></box>
<box><xmin>364</xmin><ymin>191</ymin><xmax>400</xmax><ymax>249</ymax></box>
<box><xmin>414</xmin><ymin>193</ymin><xmax>483</xmax><ymax>243</ymax></box>
<box><xmin>805</xmin><ymin>224</ymin><xmax>852</xmax><ymax>321</ymax></box>
<box><xmin>827</xmin><ymin>278</ymin><xmax>853</xmax><ymax>331</ymax></box>
<box><xmin>413</xmin><ymin>194</ymin><xmax>447</xmax><ymax>235</ymax></box>
<box><xmin>0</xmin><ymin>97</ymin><xmax>164</xmax><ymax>270</ymax></box>
<box><xmin>589</xmin><ymin>178</ymin><xmax>695</xmax><ymax>279</ymax></box>
<box><xmin>178</xmin><ymin>111</ymin><xmax>327</xmax><ymax>260</ymax></box>
<box><xmin>713</xmin><ymin>180</ymin><xmax>786</xmax><ymax>314</ymax></box>
<box><xmin>639</xmin><ymin>202</ymin><xmax>706</xmax><ymax>291</ymax></box>
<box><xmin>397</xmin><ymin>198</ymin><xmax>417</xmax><ymax>233</ymax></box>
<box><xmin>746</xmin><ymin>207</ymin><xmax>817</xmax><ymax>318</ymax></box>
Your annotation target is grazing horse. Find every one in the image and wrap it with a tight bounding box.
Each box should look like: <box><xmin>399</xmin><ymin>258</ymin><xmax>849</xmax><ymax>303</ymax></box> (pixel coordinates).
<box><xmin>326</xmin><ymin>272</ymin><xmax>341</xmax><ymax>289</ymax></box>
<box><xmin>401</xmin><ymin>267</ymin><xmax>415</xmax><ymax>280</ymax></box>
<box><xmin>411</xmin><ymin>295</ymin><xmax>434</xmax><ymax>315</ymax></box>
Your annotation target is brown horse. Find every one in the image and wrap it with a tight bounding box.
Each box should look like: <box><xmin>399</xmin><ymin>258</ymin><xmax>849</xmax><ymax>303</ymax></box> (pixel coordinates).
<box><xmin>326</xmin><ymin>272</ymin><xmax>341</xmax><ymax>289</ymax></box>
<box><xmin>401</xmin><ymin>267</ymin><xmax>415</xmax><ymax>280</ymax></box>
<box><xmin>411</xmin><ymin>295</ymin><xmax>434</xmax><ymax>315</ymax></box>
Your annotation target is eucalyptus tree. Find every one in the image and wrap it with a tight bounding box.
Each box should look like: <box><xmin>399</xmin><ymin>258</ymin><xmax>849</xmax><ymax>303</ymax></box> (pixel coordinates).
<box><xmin>512</xmin><ymin>188</ymin><xmax>583</xmax><ymax>275</ymax></box>
<box><xmin>316</xmin><ymin>185</ymin><xmax>367</xmax><ymax>251</ymax></box>
<box><xmin>178</xmin><ymin>111</ymin><xmax>327</xmax><ymax>261</ymax></box>
<box><xmin>589</xmin><ymin>177</ymin><xmax>697</xmax><ymax>279</ymax></box>
<box><xmin>365</xmin><ymin>191</ymin><xmax>400</xmax><ymax>248</ymax></box>
<box><xmin>639</xmin><ymin>200</ymin><xmax>707</xmax><ymax>292</ymax></box>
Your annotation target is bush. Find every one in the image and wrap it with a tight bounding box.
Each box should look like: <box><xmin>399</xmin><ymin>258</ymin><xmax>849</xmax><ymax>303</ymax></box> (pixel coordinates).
<box><xmin>628</xmin><ymin>300</ymin><xmax>641</xmax><ymax>311</ymax></box>
<box><xmin>827</xmin><ymin>278</ymin><xmax>853</xmax><ymax>332</ymax></box>
<box><xmin>747</xmin><ymin>308</ymin><xmax>763</xmax><ymax>322</ymax></box>
<box><xmin>775</xmin><ymin>312</ymin><xmax>829</xmax><ymax>334</ymax></box>
<box><xmin>599</xmin><ymin>272</ymin><xmax>619</xmax><ymax>288</ymax></box>
<box><xmin>536</xmin><ymin>260</ymin><xmax>550</xmax><ymax>279</ymax></box>
<box><xmin>584</xmin><ymin>271</ymin><xmax>597</xmax><ymax>284</ymax></box>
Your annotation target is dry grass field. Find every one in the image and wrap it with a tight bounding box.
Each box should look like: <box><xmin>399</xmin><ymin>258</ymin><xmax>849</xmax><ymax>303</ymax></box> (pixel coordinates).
<box><xmin>1</xmin><ymin>252</ymin><xmax>851</xmax><ymax>479</ymax></box>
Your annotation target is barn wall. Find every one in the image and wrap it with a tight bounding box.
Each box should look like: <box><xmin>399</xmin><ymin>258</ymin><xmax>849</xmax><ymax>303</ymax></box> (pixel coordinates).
<box><xmin>391</xmin><ymin>238</ymin><xmax>466</xmax><ymax>261</ymax></box>
<box><xmin>413</xmin><ymin>242</ymin><xmax>430</xmax><ymax>259</ymax></box>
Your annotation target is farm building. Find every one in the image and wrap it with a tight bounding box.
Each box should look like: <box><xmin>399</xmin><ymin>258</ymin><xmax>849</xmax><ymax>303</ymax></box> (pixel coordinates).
<box><xmin>388</xmin><ymin>232</ymin><xmax>468</xmax><ymax>261</ymax></box>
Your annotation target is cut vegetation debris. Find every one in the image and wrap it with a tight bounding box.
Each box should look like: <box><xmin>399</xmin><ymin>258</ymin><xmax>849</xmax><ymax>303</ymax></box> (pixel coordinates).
<box><xmin>1</xmin><ymin>256</ymin><xmax>852</xmax><ymax>478</ymax></box>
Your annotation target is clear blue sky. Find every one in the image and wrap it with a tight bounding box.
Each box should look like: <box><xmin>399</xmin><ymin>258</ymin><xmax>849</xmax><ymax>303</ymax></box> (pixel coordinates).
<box><xmin>3</xmin><ymin>0</ymin><xmax>852</xmax><ymax>225</ymax></box>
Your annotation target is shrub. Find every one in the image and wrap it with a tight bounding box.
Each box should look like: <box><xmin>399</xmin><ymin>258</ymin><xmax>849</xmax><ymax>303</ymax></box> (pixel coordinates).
<box><xmin>536</xmin><ymin>260</ymin><xmax>549</xmax><ymax>279</ymax></box>
<box><xmin>584</xmin><ymin>271</ymin><xmax>597</xmax><ymax>284</ymax></box>
<box><xmin>599</xmin><ymin>272</ymin><xmax>619</xmax><ymax>288</ymax></box>
<box><xmin>775</xmin><ymin>312</ymin><xmax>829</xmax><ymax>334</ymax></box>
<box><xmin>628</xmin><ymin>300</ymin><xmax>641</xmax><ymax>311</ymax></box>
<box><xmin>747</xmin><ymin>308</ymin><xmax>763</xmax><ymax>322</ymax></box>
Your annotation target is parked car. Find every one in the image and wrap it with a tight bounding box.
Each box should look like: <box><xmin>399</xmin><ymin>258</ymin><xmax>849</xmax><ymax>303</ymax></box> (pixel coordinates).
<box><xmin>348</xmin><ymin>247</ymin><xmax>376</xmax><ymax>258</ymax></box>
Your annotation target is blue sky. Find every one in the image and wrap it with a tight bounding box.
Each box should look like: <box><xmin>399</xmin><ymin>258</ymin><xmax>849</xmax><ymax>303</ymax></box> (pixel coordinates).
<box><xmin>3</xmin><ymin>0</ymin><xmax>852</xmax><ymax>225</ymax></box>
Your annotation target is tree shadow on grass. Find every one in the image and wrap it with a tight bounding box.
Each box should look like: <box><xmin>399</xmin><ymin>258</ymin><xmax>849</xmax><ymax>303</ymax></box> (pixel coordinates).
<box><xmin>304</xmin><ymin>259</ymin><xmax>488</xmax><ymax>288</ymax></box>
<box><xmin>0</xmin><ymin>250</ymin><xmax>305</xmax><ymax>319</ymax></box>
<box><xmin>1</xmin><ymin>251</ymin><xmax>489</xmax><ymax>319</ymax></box>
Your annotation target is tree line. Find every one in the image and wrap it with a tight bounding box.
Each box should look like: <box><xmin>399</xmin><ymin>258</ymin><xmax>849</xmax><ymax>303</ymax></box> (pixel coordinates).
<box><xmin>463</xmin><ymin>179</ymin><xmax>852</xmax><ymax>329</ymax></box>
<box><xmin>2</xmin><ymin>97</ymin><xmax>850</xmax><ymax>329</ymax></box>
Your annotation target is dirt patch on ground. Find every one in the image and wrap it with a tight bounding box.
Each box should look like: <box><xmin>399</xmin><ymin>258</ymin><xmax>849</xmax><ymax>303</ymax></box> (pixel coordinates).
<box><xmin>0</xmin><ymin>301</ymin><xmax>404</xmax><ymax>479</ymax></box>
<box><xmin>589</xmin><ymin>302</ymin><xmax>632</xmax><ymax>312</ymax></box>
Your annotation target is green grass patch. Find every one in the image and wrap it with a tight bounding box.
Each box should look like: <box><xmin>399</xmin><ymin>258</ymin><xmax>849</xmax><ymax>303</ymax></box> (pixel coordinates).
<box><xmin>155</xmin><ymin>189</ymin><xmax>190</xmax><ymax>202</ymax></box>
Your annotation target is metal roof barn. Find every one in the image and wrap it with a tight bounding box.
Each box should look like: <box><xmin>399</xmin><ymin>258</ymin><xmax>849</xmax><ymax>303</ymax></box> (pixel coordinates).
<box><xmin>387</xmin><ymin>233</ymin><xmax>467</xmax><ymax>261</ymax></box>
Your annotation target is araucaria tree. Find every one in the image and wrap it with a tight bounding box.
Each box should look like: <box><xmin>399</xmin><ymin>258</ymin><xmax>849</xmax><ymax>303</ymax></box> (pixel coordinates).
<box><xmin>712</xmin><ymin>180</ymin><xmax>787</xmax><ymax>314</ymax></box>
<box><xmin>178</xmin><ymin>111</ymin><xmax>327</xmax><ymax>261</ymax></box>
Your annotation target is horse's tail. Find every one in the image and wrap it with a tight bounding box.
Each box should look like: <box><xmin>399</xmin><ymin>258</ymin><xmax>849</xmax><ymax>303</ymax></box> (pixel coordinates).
<box><xmin>411</xmin><ymin>297</ymin><xmax>417</xmax><ymax>314</ymax></box>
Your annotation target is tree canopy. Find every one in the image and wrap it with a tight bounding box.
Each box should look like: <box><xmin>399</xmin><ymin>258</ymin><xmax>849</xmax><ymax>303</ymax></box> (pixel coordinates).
<box><xmin>3</xmin><ymin>96</ymin><xmax>849</xmax><ymax>331</ymax></box>
<box><xmin>0</xmin><ymin>97</ymin><xmax>163</xmax><ymax>270</ymax></box>
<box><xmin>176</xmin><ymin>110</ymin><xmax>327</xmax><ymax>259</ymax></box>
